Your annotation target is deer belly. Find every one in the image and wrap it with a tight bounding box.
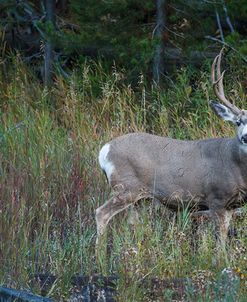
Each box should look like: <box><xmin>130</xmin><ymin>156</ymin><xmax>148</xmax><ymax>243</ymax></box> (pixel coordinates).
<box><xmin>154</xmin><ymin>187</ymin><xmax>205</xmax><ymax>211</ymax></box>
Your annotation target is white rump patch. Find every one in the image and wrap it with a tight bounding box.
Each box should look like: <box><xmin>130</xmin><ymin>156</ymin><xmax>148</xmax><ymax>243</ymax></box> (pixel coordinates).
<box><xmin>98</xmin><ymin>143</ymin><xmax>115</xmax><ymax>181</ymax></box>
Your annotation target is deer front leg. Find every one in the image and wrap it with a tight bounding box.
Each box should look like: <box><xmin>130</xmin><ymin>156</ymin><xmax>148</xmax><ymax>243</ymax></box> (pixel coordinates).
<box><xmin>212</xmin><ymin>209</ymin><xmax>233</xmax><ymax>248</ymax></box>
<box><xmin>95</xmin><ymin>191</ymin><xmax>137</xmax><ymax>246</ymax></box>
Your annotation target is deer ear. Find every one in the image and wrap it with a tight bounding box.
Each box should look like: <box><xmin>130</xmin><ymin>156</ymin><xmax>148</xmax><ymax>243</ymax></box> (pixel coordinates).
<box><xmin>210</xmin><ymin>100</ymin><xmax>238</xmax><ymax>124</ymax></box>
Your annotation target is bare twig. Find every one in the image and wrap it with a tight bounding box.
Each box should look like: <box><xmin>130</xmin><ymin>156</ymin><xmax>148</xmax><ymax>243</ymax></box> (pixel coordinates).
<box><xmin>205</xmin><ymin>36</ymin><xmax>247</xmax><ymax>64</ymax></box>
<box><xmin>222</xmin><ymin>0</ymin><xmax>234</xmax><ymax>33</ymax></box>
<box><xmin>153</xmin><ymin>0</ymin><xmax>166</xmax><ymax>86</ymax></box>
<box><xmin>215</xmin><ymin>10</ymin><xmax>224</xmax><ymax>42</ymax></box>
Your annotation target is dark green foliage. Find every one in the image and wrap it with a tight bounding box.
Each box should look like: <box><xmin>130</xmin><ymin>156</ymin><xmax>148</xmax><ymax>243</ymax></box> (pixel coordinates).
<box><xmin>1</xmin><ymin>0</ymin><xmax>247</xmax><ymax>80</ymax></box>
<box><xmin>68</xmin><ymin>0</ymin><xmax>155</xmax><ymax>76</ymax></box>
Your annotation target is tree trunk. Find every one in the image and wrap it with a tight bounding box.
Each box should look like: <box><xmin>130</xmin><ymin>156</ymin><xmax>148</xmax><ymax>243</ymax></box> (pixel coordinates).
<box><xmin>153</xmin><ymin>0</ymin><xmax>166</xmax><ymax>86</ymax></box>
<box><xmin>44</xmin><ymin>0</ymin><xmax>55</xmax><ymax>87</ymax></box>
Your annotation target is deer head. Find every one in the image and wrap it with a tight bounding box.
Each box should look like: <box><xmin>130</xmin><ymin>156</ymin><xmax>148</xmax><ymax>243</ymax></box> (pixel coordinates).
<box><xmin>210</xmin><ymin>48</ymin><xmax>247</xmax><ymax>145</ymax></box>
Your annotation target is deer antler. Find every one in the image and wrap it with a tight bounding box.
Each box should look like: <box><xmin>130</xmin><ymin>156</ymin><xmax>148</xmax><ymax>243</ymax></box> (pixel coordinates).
<box><xmin>211</xmin><ymin>48</ymin><xmax>241</xmax><ymax>115</ymax></box>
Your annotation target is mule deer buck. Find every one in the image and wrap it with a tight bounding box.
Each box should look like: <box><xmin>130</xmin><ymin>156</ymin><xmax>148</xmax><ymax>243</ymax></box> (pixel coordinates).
<box><xmin>96</xmin><ymin>49</ymin><xmax>247</xmax><ymax>247</ymax></box>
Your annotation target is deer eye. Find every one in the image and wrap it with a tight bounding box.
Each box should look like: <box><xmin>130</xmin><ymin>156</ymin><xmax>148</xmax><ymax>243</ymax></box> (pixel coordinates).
<box><xmin>236</xmin><ymin>119</ymin><xmax>242</xmax><ymax>126</ymax></box>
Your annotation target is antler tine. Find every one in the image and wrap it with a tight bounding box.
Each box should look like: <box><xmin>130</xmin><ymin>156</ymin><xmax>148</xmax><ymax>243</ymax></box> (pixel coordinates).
<box><xmin>211</xmin><ymin>54</ymin><xmax>218</xmax><ymax>84</ymax></box>
<box><xmin>216</xmin><ymin>49</ymin><xmax>224</xmax><ymax>96</ymax></box>
<box><xmin>211</xmin><ymin>48</ymin><xmax>241</xmax><ymax>115</ymax></box>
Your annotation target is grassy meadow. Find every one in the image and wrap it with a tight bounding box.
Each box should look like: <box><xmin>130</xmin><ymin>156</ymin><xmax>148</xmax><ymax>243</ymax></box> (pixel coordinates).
<box><xmin>0</xmin><ymin>56</ymin><xmax>246</xmax><ymax>301</ymax></box>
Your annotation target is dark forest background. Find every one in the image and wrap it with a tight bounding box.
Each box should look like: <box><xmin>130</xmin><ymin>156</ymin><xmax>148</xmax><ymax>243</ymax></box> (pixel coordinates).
<box><xmin>1</xmin><ymin>0</ymin><xmax>247</xmax><ymax>85</ymax></box>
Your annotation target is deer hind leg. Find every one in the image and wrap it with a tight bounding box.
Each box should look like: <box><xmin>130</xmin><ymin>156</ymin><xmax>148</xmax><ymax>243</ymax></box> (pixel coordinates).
<box><xmin>212</xmin><ymin>209</ymin><xmax>233</xmax><ymax>248</ymax></box>
<box><xmin>127</xmin><ymin>204</ymin><xmax>140</xmax><ymax>227</ymax></box>
<box><xmin>95</xmin><ymin>190</ymin><xmax>147</xmax><ymax>246</ymax></box>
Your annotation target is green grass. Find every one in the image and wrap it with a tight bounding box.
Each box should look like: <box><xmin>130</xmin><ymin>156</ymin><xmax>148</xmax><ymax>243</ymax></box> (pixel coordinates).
<box><xmin>0</xmin><ymin>58</ymin><xmax>246</xmax><ymax>301</ymax></box>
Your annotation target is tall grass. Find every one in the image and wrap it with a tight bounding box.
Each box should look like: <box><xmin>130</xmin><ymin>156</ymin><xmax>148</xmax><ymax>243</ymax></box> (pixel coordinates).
<box><xmin>0</xmin><ymin>57</ymin><xmax>246</xmax><ymax>301</ymax></box>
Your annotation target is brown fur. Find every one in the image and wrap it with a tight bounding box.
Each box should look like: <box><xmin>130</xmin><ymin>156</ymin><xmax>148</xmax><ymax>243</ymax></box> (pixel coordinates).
<box><xmin>96</xmin><ymin>132</ymin><xmax>247</xmax><ymax>246</ymax></box>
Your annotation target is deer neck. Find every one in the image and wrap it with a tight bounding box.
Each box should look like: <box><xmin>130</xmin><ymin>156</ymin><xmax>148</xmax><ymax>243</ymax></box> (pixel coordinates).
<box><xmin>231</xmin><ymin>137</ymin><xmax>247</xmax><ymax>182</ymax></box>
<box><xmin>239</xmin><ymin>142</ymin><xmax>247</xmax><ymax>156</ymax></box>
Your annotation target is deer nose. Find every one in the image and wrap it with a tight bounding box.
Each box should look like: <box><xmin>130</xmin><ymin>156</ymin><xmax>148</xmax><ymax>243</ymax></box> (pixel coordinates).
<box><xmin>241</xmin><ymin>134</ymin><xmax>247</xmax><ymax>144</ymax></box>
